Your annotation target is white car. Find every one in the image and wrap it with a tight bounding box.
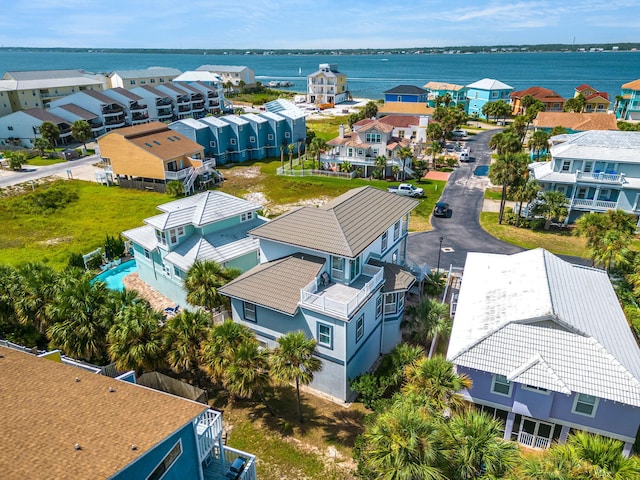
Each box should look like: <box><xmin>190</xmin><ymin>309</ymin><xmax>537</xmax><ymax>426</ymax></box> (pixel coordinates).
<box><xmin>452</xmin><ymin>129</ymin><xmax>467</xmax><ymax>138</ymax></box>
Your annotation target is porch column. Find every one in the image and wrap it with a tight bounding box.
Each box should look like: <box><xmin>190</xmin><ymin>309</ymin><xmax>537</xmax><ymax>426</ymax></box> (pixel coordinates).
<box><xmin>503</xmin><ymin>411</ymin><xmax>515</xmax><ymax>441</ymax></box>
<box><xmin>593</xmin><ymin>186</ymin><xmax>601</xmax><ymax>206</ymax></box>
<box><xmin>559</xmin><ymin>425</ymin><xmax>571</xmax><ymax>444</ymax></box>
<box><xmin>623</xmin><ymin>441</ymin><xmax>634</xmax><ymax>458</ymax></box>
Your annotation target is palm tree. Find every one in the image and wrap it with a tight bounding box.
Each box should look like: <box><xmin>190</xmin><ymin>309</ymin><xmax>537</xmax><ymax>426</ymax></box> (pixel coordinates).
<box><xmin>165</xmin><ymin>180</ymin><xmax>184</xmax><ymax>197</ymax></box>
<box><xmin>184</xmin><ymin>260</ymin><xmax>241</xmax><ymax>317</ymax></box>
<box><xmin>397</xmin><ymin>145</ymin><xmax>413</xmax><ymax>181</ymax></box>
<box><xmin>402</xmin><ymin>355</ymin><xmax>472</xmax><ymax>413</ymax></box>
<box><xmin>200</xmin><ymin>319</ymin><xmax>255</xmax><ymax>384</ymax></box>
<box><xmin>33</xmin><ymin>137</ymin><xmax>49</xmax><ymax>157</ymax></box>
<box><xmin>593</xmin><ymin>230</ymin><xmax>632</xmax><ymax>273</ymax></box>
<box><xmin>270</xmin><ymin>331</ymin><xmax>322</xmax><ymax>423</ymax></box>
<box><xmin>287</xmin><ymin>142</ymin><xmax>295</xmax><ymax>171</ymax></box>
<box><xmin>71</xmin><ymin>120</ymin><xmax>92</xmax><ymax>150</ymax></box>
<box><xmin>163</xmin><ymin>309</ymin><xmax>210</xmax><ymax>384</ymax></box>
<box><xmin>38</xmin><ymin>121</ymin><xmax>60</xmax><ymax>152</ymax></box>
<box><xmin>224</xmin><ymin>339</ymin><xmax>271</xmax><ymax>401</ymax></box>
<box><xmin>528</xmin><ymin>130</ymin><xmax>550</xmax><ymax>159</ymax></box>
<box><xmin>309</xmin><ymin>137</ymin><xmax>325</xmax><ymax>170</ymax></box>
<box><xmin>535</xmin><ymin>190</ymin><xmax>568</xmax><ymax>229</ymax></box>
<box><xmin>356</xmin><ymin>398</ymin><xmax>446</xmax><ymax>480</ymax></box>
<box><xmin>373</xmin><ymin>155</ymin><xmax>387</xmax><ymax>179</ymax></box>
<box><xmin>402</xmin><ymin>298</ymin><xmax>450</xmax><ymax>358</ymax></box>
<box><xmin>426</xmin><ymin>141</ymin><xmax>442</xmax><ymax>168</ymax></box>
<box><xmin>441</xmin><ymin>409</ymin><xmax>519</xmax><ymax>480</ymax></box>
<box><xmin>107</xmin><ymin>302</ymin><xmax>165</xmax><ymax>375</ymax></box>
<box><xmin>14</xmin><ymin>262</ymin><xmax>59</xmax><ymax>335</ymax></box>
<box><xmin>511</xmin><ymin>179</ymin><xmax>540</xmax><ymax>227</ymax></box>
<box><xmin>488</xmin><ymin>152</ymin><xmax>529</xmax><ymax>224</ymax></box>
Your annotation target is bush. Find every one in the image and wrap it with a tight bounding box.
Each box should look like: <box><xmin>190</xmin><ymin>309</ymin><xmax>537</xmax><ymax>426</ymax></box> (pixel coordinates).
<box><xmin>19</xmin><ymin>182</ymin><xmax>79</xmax><ymax>214</ymax></box>
<box><xmin>350</xmin><ymin>373</ymin><xmax>386</xmax><ymax>409</ymax></box>
<box><xmin>85</xmin><ymin>253</ymin><xmax>103</xmax><ymax>270</ymax></box>
<box><xmin>104</xmin><ymin>234</ymin><xmax>125</xmax><ymax>260</ymax></box>
<box><xmin>67</xmin><ymin>252</ymin><xmax>86</xmax><ymax>269</ymax></box>
<box><xmin>530</xmin><ymin>218</ymin><xmax>547</xmax><ymax>230</ymax></box>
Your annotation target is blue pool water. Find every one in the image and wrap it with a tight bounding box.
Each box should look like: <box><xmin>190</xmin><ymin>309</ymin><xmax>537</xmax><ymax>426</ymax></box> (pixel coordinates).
<box><xmin>474</xmin><ymin>166</ymin><xmax>489</xmax><ymax>176</ymax></box>
<box><xmin>92</xmin><ymin>260</ymin><xmax>137</xmax><ymax>291</ymax></box>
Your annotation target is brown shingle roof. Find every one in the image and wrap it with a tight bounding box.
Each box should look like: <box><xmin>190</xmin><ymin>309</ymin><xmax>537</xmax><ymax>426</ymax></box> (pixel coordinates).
<box><xmin>249</xmin><ymin>186</ymin><xmax>418</xmax><ymax>257</ymax></box>
<box><xmin>23</xmin><ymin>108</ymin><xmax>70</xmax><ymax>125</ymax></box>
<box><xmin>533</xmin><ymin>112</ymin><xmax>618</xmax><ymax>131</ymax></box>
<box><xmin>110</xmin><ymin>87</ymin><xmax>143</xmax><ymax>101</ymax></box>
<box><xmin>423</xmin><ymin>81</ymin><xmax>466</xmax><ymax>91</ymax></box>
<box><xmin>58</xmin><ymin>103</ymin><xmax>99</xmax><ymax>120</ymax></box>
<box><xmin>357</xmin><ymin>120</ymin><xmax>394</xmax><ymax>133</ymax></box>
<box><xmin>0</xmin><ymin>346</ymin><xmax>206</xmax><ymax>479</ymax></box>
<box><xmin>355</xmin><ymin>115</ymin><xmax>420</xmax><ymax>129</ymax></box>
<box><xmin>220</xmin><ymin>253</ymin><xmax>325</xmax><ymax>314</ymax></box>
<box><xmin>82</xmin><ymin>89</ymin><xmax>125</xmax><ymax>107</ymax></box>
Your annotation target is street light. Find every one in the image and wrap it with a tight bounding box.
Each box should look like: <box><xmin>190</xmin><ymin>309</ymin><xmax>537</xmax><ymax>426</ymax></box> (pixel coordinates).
<box><xmin>436</xmin><ymin>236</ymin><xmax>444</xmax><ymax>273</ymax></box>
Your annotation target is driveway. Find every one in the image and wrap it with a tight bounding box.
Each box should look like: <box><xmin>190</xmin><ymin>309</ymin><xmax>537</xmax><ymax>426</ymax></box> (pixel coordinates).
<box><xmin>407</xmin><ymin>129</ymin><xmax>523</xmax><ymax>270</ymax></box>
<box><xmin>0</xmin><ymin>154</ymin><xmax>102</xmax><ymax>188</ymax></box>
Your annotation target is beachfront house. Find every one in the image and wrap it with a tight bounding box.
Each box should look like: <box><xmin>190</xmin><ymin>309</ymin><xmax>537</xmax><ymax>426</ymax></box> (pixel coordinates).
<box><xmin>155</xmin><ymin>84</ymin><xmax>197</xmax><ymax>120</ymax></box>
<box><xmin>258</xmin><ymin>111</ymin><xmax>288</xmax><ymax>157</ymax></box>
<box><xmin>528</xmin><ymin>130</ymin><xmax>640</xmax><ymax>225</ymax></box>
<box><xmin>263</xmin><ymin>99</ymin><xmax>307</xmax><ymax>148</ymax></box>
<box><xmin>466</xmin><ymin>78</ymin><xmax>513</xmax><ymax>118</ymax></box>
<box><xmin>615</xmin><ymin>79</ymin><xmax>640</xmax><ymax>121</ymax></box>
<box><xmin>510</xmin><ymin>86</ymin><xmax>566</xmax><ymax>115</ymax></box>
<box><xmin>383</xmin><ymin>85</ymin><xmax>428</xmax><ymax>104</ymax></box>
<box><xmin>219</xmin><ymin>186</ymin><xmax>417</xmax><ymax>402</ymax></box>
<box><xmin>0</xmin><ymin>108</ymin><xmax>72</xmax><ymax>148</ymax></box>
<box><xmin>0</xmin><ymin>69</ymin><xmax>106</xmax><ymax>115</ymax></box>
<box><xmin>107</xmin><ymin>67</ymin><xmax>182</xmax><ymax>90</ymax></box>
<box><xmin>532</xmin><ymin>112</ymin><xmax>618</xmax><ymax>134</ymax></box>
<box><xmin>196</xmin><ymin>65</ymin><xmax>256</xmax><ymax>88</ymax></box>
<box><xmin>575</xmin><ymin>84</ymin><xmax>610</xmax><ymax>113</ymax></box>
<box><xmin>423</xmin><ymin>81</ymin><xmax>468</xmax><ymax>109</ymax></box>
<box><xmin>122</xmin><ymin>190</ymin><xmax>265</xmax><ymax>309</ymax></box>
<box><xmin>130</xmin><ymin>85</ymin><xmax>176</xmax><ymax>122</ymax></box>
<box><xmin>49</xmin><ymin>90</ymin><xmax>128</xmax><ymax>132</ymax></box>
<box><xmin>307</xmin><ymin>63</ymin><xmax>349</xmax><ymax>105</ymax></box>
<box><xmin>0</xmin><ymin>345</ymin><xmax>256</xmax><ymax>479</ymax></box>
<box><xmin>324</xmin><ymin>115</ymin><xmax>427</xmax><ymax>177</ymax></box>
<box><xmin>98</xmin><ymin>122</ymin><xmax>215</xmax><ymax>194</ymax></box>
<box><xmin>448</xmin><ymin>249</ymin><xmax>640</xmax><ymax>456</ymax></box>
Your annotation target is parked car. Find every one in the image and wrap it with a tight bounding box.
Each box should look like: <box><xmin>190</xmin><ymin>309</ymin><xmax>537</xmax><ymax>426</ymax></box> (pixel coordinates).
<box><xmin>387</xmin><ymin>183</ymin><xmax>424</xmax><ymax>197</ymax></box>
<box><xmin>433</xmin><ymin>202</ymin><xmax>452</xmax><ymax>217</ymax></box>
<box><xmin>459</xmin><ymin>149</ymin><xmax>470</xmax><ymax>162</ymax></box>
<box><xmin>452</xmin><ymin>129</ymin><xmax>467</xmax><ymax>138</ymax></box>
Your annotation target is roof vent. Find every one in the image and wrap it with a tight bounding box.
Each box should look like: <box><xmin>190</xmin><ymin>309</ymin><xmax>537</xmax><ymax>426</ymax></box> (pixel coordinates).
<box><xmin>131</xmin><ymin>444</ymin><xmax>137</xmax><ymax>451</ymax></box>
<box><xmin>109</xmin><ymin>387</ymin><xmax>115</xmax><ymax>393</ymax></box>
<box><xmin>74</xmin><ymin>443</ymin><xmax>82</xmax><ymax>450</ymax></box>
<box><xmin>75</xmin><ymin>377</ymin><xmax>80</xmax><ymax>382</ymax></box>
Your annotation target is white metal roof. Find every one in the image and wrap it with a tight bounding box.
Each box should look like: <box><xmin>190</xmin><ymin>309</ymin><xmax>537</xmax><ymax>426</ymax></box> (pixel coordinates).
<box><xmin>172</xmin><ymin>71</ymin><xmax>222</xmax><ymax>83</ymax></box>
<box><xmin>550</xmin><ymin>130</ymin><xmax>640</xmax><ymax>163</ymax></box>
<box><xmin>466</xmin><ymin>78</ymin><xmax>513</xmax><ymax>91</ymax></box>
<box><xmin>110</xmin><ymin>67</ymin><xmax>182</xmax><ymax>79</ymax></box>
<box><xmin>448</xmin><ymin>249</ymin><xmax>640</xmax><ymax>406</ymax></box>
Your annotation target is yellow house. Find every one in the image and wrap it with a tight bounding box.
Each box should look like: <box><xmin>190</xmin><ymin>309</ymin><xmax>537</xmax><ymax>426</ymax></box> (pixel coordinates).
<box><xmin>307</xmin><ymin>64</ymin><xmax>349</xmax><ymax>105</ymax></box>
<box><xmin>98</xmin><ymin>122</ymin><xmax>208</xmax><ymax>193</ymax></box>
<box><xmin>575</xmin><ymin>84</ymin><xmax>611</xmax><ymax>113</ymax></box>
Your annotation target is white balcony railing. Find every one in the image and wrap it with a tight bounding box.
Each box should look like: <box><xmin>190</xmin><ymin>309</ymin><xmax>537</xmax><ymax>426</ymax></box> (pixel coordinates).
<box><xmin>194</xmin><ymin>409</ymin><xmax>223</xmax><ymax>463</ymax></box>
<box><xmin>300</xmin><ymin>265</ymin><xmax>384</xmax><ymax>317</ymax></box>
<box><xmin>572</xmin><ymin>198</ymin><xmax>617</xmax><ymax>210</ymax></box>
<box><xmin>517</xmin><ymin>431</ymin><xmax>551</xmax><ymax>450</ymax></box>
<box><xmin>165</xmin><ymin>166</ymin><xmax>193</xmax><ymax>181</ymax></box>
<box><xmin>576</xmin><ymin>170</ymin><xmax>625</xmax><ymax>184</ymax></box>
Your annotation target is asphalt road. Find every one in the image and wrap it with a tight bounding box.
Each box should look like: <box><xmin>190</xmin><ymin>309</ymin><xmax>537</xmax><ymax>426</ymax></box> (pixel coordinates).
<box><xmin>407</xmin><ymin>129</ymin><xmax>523</xmax><ymax>270</ymax></box>
<box><xmin>0</xmin><ymin>154</ymin><xmax>101</xmax><ymax>188</ymax></box>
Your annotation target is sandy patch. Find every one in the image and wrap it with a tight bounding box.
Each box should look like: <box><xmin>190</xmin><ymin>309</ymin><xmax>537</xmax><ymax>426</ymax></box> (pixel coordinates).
<box><xmin>40</xmin><ymin>236</ymin><xmax>73</xmax><ymax>246</ymax></box>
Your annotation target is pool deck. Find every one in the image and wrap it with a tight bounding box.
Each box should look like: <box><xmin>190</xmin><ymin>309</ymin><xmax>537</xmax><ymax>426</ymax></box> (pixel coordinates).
<box><xmin>122</xmin><ymin>273</ymin><xmax>176</xmax><ymax>311</ymax></box>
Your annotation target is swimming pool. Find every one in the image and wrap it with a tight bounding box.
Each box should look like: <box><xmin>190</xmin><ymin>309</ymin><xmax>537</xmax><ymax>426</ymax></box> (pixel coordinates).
<box><xmin>92</xmin><ymin>259</ymin><xmax>137</xmax><ymax>291</ymax></box>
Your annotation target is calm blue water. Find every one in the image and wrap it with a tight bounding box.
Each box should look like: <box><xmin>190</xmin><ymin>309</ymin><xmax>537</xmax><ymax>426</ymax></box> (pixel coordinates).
<box><xmin>92</xmin><ymin>259</ymin><xmax>137</xmax><ymax>291</ymax></box>
<box><xmin>0</xmin><ymin>50</ymin><xmax>638</xmax><ymax>100</ymax></box>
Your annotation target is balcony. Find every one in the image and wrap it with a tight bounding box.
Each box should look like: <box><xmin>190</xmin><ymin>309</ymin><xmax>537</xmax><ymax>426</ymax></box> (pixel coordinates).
<box><xmin>102</xmin><ymin>105</ymin><xmax>124</xmax><ymax>116</ymax></box>
<box><xmin>130</xmin><ymin>102</ymin><xmax>146</xmax><ymax>112</ymax></box>
<box><xmin>571</xmin><ymin>198</ymin><xmax>617</xmax><ymax>211</ymax></box>
<box><xmin>575</xmin><ymin>170</ymin><xmax>625</xmax><ymax>184</ymax></box>
<box><xmin>156</xmin><ymin>98</ymin><xmax>173</xmax><ymax>107</ymax></box>
<box><xmin>178</xmin><ymin>105</ymin><xmax>191</xmax><ymax>113</ymax></box>
<box><xmin>518</xmin><ymin>431</ymin><xmax>551</xmax><ymax>450</ymax></box>
<box><xmin>300</xmin><ymin>264</ymin><xmax>384</xmax><ymax>318</ymax></box>
<box><xmin>165</xmin><ymin>166</ymin><xmax>193</xmax><ymax>181</ymax></box>
<box><xmin>132</xmin><ymin>112</ymin><xmax>149</xmax><ymax>121</ymax></box>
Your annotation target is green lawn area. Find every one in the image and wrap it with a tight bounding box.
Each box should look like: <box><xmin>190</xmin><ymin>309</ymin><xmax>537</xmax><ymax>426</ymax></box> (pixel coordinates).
<box><xmin>0</xmin><ymin>180</ymin><xmax>164</xmax><ymax>269</ymax></box>
<box><xmin>479</xmin><ymin>212</ymin><xmax>590</xmax><ymax>258</ymax></box>
<box><xmin>26</xmin><ymin>156</ymin><xmax>67</xmax><ymax>166</ymax></box>
<box><xmin>483</xmin><ymin>188</ymin><xmax>502</xmax><ymax>201</ymax></box>
<box><xmin>306</xmin><ymin>116</ymin><xmax>350</xmax><ymax>142</ymax></box>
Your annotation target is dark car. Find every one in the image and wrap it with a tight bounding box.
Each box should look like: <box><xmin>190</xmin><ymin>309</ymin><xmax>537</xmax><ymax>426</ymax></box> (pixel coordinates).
<box><xmin>433</xmin><ymin>202</ymin><xmax>452</xmax><ymax>218</ymax></box>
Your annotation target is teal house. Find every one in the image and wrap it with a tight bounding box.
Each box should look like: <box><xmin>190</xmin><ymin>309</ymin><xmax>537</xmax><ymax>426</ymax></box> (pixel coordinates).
<box><xmin>123</xmin><ymin>190</ymin><xmax>266</xmax><ymax>308</ymax></box>
<box><xmin>615</xmin><ymin>79</ymin><xmax>640</xmax><ymax>121</ymax></box>
<box><xmin>423</xmin><ymin>81</ymin><xmax>468</xmax><ymax>109</ymax></box>
<box><xmin>466</xmin><ymin>78</ymin><xmax>513</xmax><ymax>117</ymax></box>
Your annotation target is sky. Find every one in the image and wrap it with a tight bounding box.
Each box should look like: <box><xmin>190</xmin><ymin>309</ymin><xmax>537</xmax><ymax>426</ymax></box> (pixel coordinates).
<box><xmin>1</xmin><ymin>0</ymin><xmax>639</xmax><ymax>50</ymax></box>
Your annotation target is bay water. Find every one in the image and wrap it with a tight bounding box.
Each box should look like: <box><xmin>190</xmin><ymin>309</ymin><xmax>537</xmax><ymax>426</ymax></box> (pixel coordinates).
<box><xmin>0</xmin><ymin>50</ymin><xmax>638</xmax><ymax>101</ymax></box>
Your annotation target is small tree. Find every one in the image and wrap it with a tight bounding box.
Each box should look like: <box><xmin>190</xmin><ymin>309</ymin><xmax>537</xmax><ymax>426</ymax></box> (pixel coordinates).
<box><xmin>3</xmin><ymin>150</ymin><xmax>27</xmax><ymax>171</ymax></box>
<box><xmin>39</xmin><ymin>121</ymin><xmax>60</xmax><ymax>152</ymax></box>
<box><xmin>165</xmin><ymin>180</ymin><xmax>184</xmax><ymax>197</ymax></box>
<box><xmin>71</xmin><ymin>120</ymin><xmax>92</xmax><ymax>150</ymax></box>
<box><xmin>33</xmin><ymin>138</ymin><xmax>49</xmax><ymax>157</ymax></box>
<box><xmin>534</xmin><ymin>190</ymin><xmax>568</xmax><ymax>229</ymax></box>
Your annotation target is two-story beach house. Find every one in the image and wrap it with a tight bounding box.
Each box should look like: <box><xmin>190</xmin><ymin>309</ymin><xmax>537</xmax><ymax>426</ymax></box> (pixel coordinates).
<box><xmin>49</xmin><ymin>90</ymin><xmax>128</xmax><ymax>132</ymax></box>
<box><xmin>196</xmin><ymin>65</ymin><xmax>256</xmax><ymax>88</ymax></box>
<box><xmin>383</xmin><ymin>85</ymin><xmax>428</xmax><ymax>104</ymax></box>
<box><xmin>615</xmin><ymin>79</ymin><xmax>640</xmax><ymax>121</ymax></box>
<box><xmin>324</xmin><ymin>116</ymin><xmax>427</xmax><ymax>178</ymax></box>
<box><xmin>510</xmin><ymin>86</ymin><xmax>566</xmax><ymax>115</ymax></box>
<box><xmin>575</xmin><ymin>84</ymin><xmax>610</xmax><ymax>113</ymax></box>
<box><xmin>466</xmin><ymin>78</ymin><xmax>513</xmax><ymax>118</ymax></box>
<box><xmin>448</xmin><ymin>249</ymin><xmax>640</xmax><ymax>456</ymax></box>
<box><xmin>98</xmin><ymin>122</ymin><xmax>215</xmax><ymax>194</ymax></box>
<box><xmin>123</xmin><ymin>190</ymin><xmax>265</xmax><ymax>308</ymax></box>
<box><xmin>307</xmin><ymin>64</ymin><xmax>349</xmax><ymax>105</ymax></box>
<box><xmin>0</xmin><ymin>344</ymin><xmax>256</xmax><ymax>479</ymax></box>
<box><xmin>108</xmin><ymin>67</ymin><xmax>182</xmax><ymax>90</ymax></box>
<box><xmin>219</xmin><ymin>187</ymin><xmax>418</xmax><ymax>402</ymax></box>
<box><xmin>529</xmin><ymin>130</ymin><xmax>640</xmax><ymax>225</ymax></box>
<box><xmin>423</xmin><ymin>81</ymin><xmax>468</xmax><ymax>109</ymax></box>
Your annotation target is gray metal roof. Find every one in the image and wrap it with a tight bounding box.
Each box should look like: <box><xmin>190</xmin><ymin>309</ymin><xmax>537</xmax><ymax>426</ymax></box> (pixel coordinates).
<box><xmin>220</xmin><ymin>254</ymin><xmax>325</xmax><ymax>315</ymax></box>
<box><xmin>448</xmin><ymin>249</ymin><xmax>640</xmax><ymax>406</ymax></box>
<box><xmin>121</xmin><ymin>225</ymin><xmax>158</xmax><ymax>251</ymax></box>
<box><xmin>146</xmin><ymin>191</ymin><xmax>262</xmax><ymax>229</ymax></box>
<box><xmin>196</xmin><ymin>65</ymin><xmax>250</xmax><ymax>73</ymax></box>
<box><xmin>249</xmin><ymin>186</ymin><xmax>418</xmax><ymax>258</ymax></box>
<box><xmin>383</xmin><ymin>85</ymin><xmax>428</xmax><ymax>95</ymax></box>
<box><xmin>110</xmin><ymin>67</ymin><xmax>182</xmax><ymax>79</ymax></box>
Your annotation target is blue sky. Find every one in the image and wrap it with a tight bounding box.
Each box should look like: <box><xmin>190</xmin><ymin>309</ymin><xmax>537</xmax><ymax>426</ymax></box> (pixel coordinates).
<box><xmin>1</xmin><ymin>0</ymin><xmax>638</xmax><ymax>49</ymax></box>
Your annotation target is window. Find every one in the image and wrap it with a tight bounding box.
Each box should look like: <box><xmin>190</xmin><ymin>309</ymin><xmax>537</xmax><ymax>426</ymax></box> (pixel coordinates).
<box><xmin>523</xmin><ymin>384</ymin><xmax>549</xmax><ymax>393</ymax></box>
<box><xmin>561</xmin><ymin>160</ymin><xmax>571</xmax><ymax>172</ymax></box>
<box><xmin>572</xmin><ymin>393</ymin><xmax>598</xmax><ymax>416</ymax></box>
<box><xmin>210</xmin><ymin>141</ymin><xmax>216</xmax><ymax>148</ymax></box>
<box><xmin>372</xmin><ymin>148</ymin><xmax>379</xmax><ymax>156</ymax></box>
<box><xmin>150</xmin><ymin>78</ymin><xmax>156</xmax><ymax>83</ymax></box>
<box><xmin>384</xmin><ymin>293</ymin><xmax>397</xmax><ymax>314</ymax></box>
<box><xmin>349</xmin><ymin>256</ymin><xmax>360</xmax><ymax>279</ymax></box>
<box><xmin>393</xmin><ymin>220</ymin><xmax>400</xmax><ymax>240</ymax></box>
<box><xmin>268</xmin><ymin>134</ymin><xmax>274</xmax><ymax>140</ymax></box>
<box><xmin>584</xmin><ymin>161</ymin><xmax>593</xmax><ymax>173</ymax></box>
<box><xmin>492</xmin><ymin>91</ymin><xmax>498</xmax><ymax>98</ymax></box>
<box><xmin>332</xmin><ymin>256</ymin><xmax>345</xmax><ymax>280</ymax></box>
<box><xmin>162</xmin><ymin>264</ymin><xmax>171</xmax><ymax>277</ymax></box>
<box><xmin>357</xmin><ymin>148</ymin><xmax>364</xmax><ymax>156</ymax></box>
<box><xmin>285</xmin><ymin>132</ymin><xmax>290</xmax><ymax>138</ymax></box>
<box><xmin>130</xmin><ymin>80</ymin><xmax>136</xmax><ymax>85</ymax></box>
<box><xmin>160</xmin><ymin>78</ymin><xmax>165</xmax><ymax>83</ymax></box>
<box><xmin>155</xmin><ymin>229</ymin><xmax>167</xmax><ymax>246</ymax></box>
<box><xmin>376</xmin><ymin>295</ymin><xmax>383</xmax><ymax>318</ymax></box>
<box><xmin>140</xmin><ymin>80</ymin><xmax>146</xmax><ymax>85</ymax></box>
<box><xmin>250</xmin><ymin>136</ymin><xmax>255</xmax><ymax>143</ymax></box>
<box><xmin>398</xmin><ymin>130</ymin><xmax>405</xmax><ymax>139</ymax></box>
<box><xmin>144</xmin><ymin>248</ymin><xmax>151</xmax><ymax>259</ymax></box>
<box><xmin>173</xmin><ymin>266</ymin><xmax>182</xmax><ymax>278</ymax></box>
<box><xmin>147</xmin><ymin>440</ymin><xmax>182</xmax><ymax>480</ymax></box>
<box><xmin>398</xmin><ymin>291</ymin><xmax>404</xmax><ymax>310</ymax></box>
<box><xmin>381</xmin><ymin>231</ymin><xmax>388</xmax><ymax>252</ymax></box>
<box><xmin>491</xmin><ymin>374</ymin><xmax>512</xmax><ymax>396</ymax></box>
<box><xmin>366</xmin><ymin>133</ymin><xmax>382</xmax><ymax>143</ymax></box>
<box><xmin>404</xmin><ymin>213</ymin><xmax>410</xmax><ymax>233</ymax></box>
<box><xmin>241</xmin><ymin>211</ymin><xmax>253</xmax><ymax>222</ymax></box>
<box><xmin>397</xmin><ymin>96</ymin><xmax>402</xmax><ymax>102</ymax></box>
<box><xmin>356</xmin><ymin>316</ymin><xmax>364</xmax><ymax>342</ymax></box>
<box><xmin>230</xmin><ymin>138</ymin><xmax>236</xmax><ymax>145</ymax></box>
<box><xmin>243</xmin><ymin>302</ymin><xmax>256</xmax><ymax>322</ymax></box>
<box><xmin>317</xmin><ymin>323</ymin><xmax>333</xmax><ymax>348</ymax></box>
<box><xmin>7</xmin><ymin>126</ymin><xmax>13</xmax><ymax>131</ymax></box>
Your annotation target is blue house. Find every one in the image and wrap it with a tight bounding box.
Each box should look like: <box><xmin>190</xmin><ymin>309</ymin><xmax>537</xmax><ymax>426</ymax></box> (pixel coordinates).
<box><xmin>123</xmin><ymin>190</ymin><xmax>266</xmax><ymax>308</ymax></box>
<box><xmin>383</xmin><ymin>85</ymin><xmax>428</xmax><ymax>104</ymax></box>
<box><xmin>0</xmin><ymin>345</ymin><xmax>256</xmax><ymax>479</ymax></box>
<box><xmin>466</xmin><ymin>78</ymin><xmax>513</xmax><ymax>117</ymax></box>
<box><xmin>447</xmin><ymin>249</ymin><xmax>640</xmax><ymax>456</ymax></box>
<box><xmin>264</xmin><ymin>99</ymin><xmax>307</xmax><ymax>151</ymax></box>
<box><xmin>220</xmin><ymin>187</ymin><xmax>418</xmax><ymax>402</ymax></box>
<box><xmin>241</xmin><ymin>113</ymin><xmax>269</xmax><ymax>160</ymax></box>
<box><xmin>200</xmin><ymin>116</ymin><xmax>233</xmax><ymax>163</ymax></box>
<box><xmin>258</xmin><ymin>111</ymin><xmax>287</xmax><ymax>157</ymax></box>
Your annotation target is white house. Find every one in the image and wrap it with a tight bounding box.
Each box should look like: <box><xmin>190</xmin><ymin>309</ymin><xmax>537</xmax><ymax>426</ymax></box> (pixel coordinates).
<box><xmin>196</xmin><ymin>65</ymin><xmax>255</xmax><ymax>87</ymax></box>
<box><xmin>108</xmin><ymin>67</ymin><xmax>182</xmax><ymax>90</ymax></box>
<box><xmin>0</xmin><ymin>108</ymin><xmax>72</xmax><ymax>148</ymax></box>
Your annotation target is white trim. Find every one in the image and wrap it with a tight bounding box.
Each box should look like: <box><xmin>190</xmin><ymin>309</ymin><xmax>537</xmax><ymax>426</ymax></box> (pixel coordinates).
<box><xmin>521</xmin><ymin>384</ymin><xmax>551</xmax><ymax>395</ymax></box>
<box><xmin>571</xmin><ymin>393</ymin><xmax>599</xmax><ymax>418</ymax></box>
<box><xmin>491</xmin><ymin>374</ymin><xmax>513</xmax><ymax>397</ymax></box>
<box><xmin>547</xmin><ymin>413</ymin><xmax>635</xmax><ymax>443</ymax></box>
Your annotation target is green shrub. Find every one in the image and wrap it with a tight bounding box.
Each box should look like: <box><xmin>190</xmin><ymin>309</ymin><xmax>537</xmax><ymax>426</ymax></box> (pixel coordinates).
<box><xmin>67</xmin><ymin>252</ymin><xmax>86</xmax><ymax>269</ymax></box>
<box><xmin>85</xmin><ymin>253</ymin><xmax>103</xmax><ymax>270</ymax></box>
<box><xmin>104</xmin><ymin>235</ymin><xmax>125</xmax><ymax>260</ymax></box>
<box><xmin>530</xmin><ymin>218</ymin><xmax>547</xmax><ymax>230</ymax></box>
<box><xmin>19</xmin><ymin>182</ymin><xmax>79</xmax><ymax>214</ymax></box>
<box><xmin>350</xmin><ymin>372</ymin><xmax>385</xmax><ymax>409</ymax></box>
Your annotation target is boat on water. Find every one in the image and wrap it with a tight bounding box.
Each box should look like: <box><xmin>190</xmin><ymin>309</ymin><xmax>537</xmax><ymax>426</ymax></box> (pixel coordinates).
<box><xmin>266</xmin><ymin>80</ymin><xmax>294</xmax><ymax>88</ymax></box>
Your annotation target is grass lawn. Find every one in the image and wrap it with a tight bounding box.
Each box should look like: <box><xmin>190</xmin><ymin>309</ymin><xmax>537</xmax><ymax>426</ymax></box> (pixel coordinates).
<box><xmin>479</xmin><ymin>212</ymin><xmax>590</xmax><ymax>258</ymax></box>
<box><xmin>306</xmin><ymin>115</ymin><xmax>350</xmax><ymax>142</ymax></box>
<box><xmin>0</xmin><ymin>180</ymin><xmax>164</xmax><ymax>269</ymax></box>
<box><xmin>213</xmin><ymin>385</ymin><xmax>365</xmax><ymax>480</ymax></box>
<box><xmin>26</xmin><ymin>156</ymin><xmax>67</xmax><ymax>166</ymax></box>
<box><xmin>484</xmin><ymin>187</ymin><xmax>502</xmax><ymax>201</ymax></box>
